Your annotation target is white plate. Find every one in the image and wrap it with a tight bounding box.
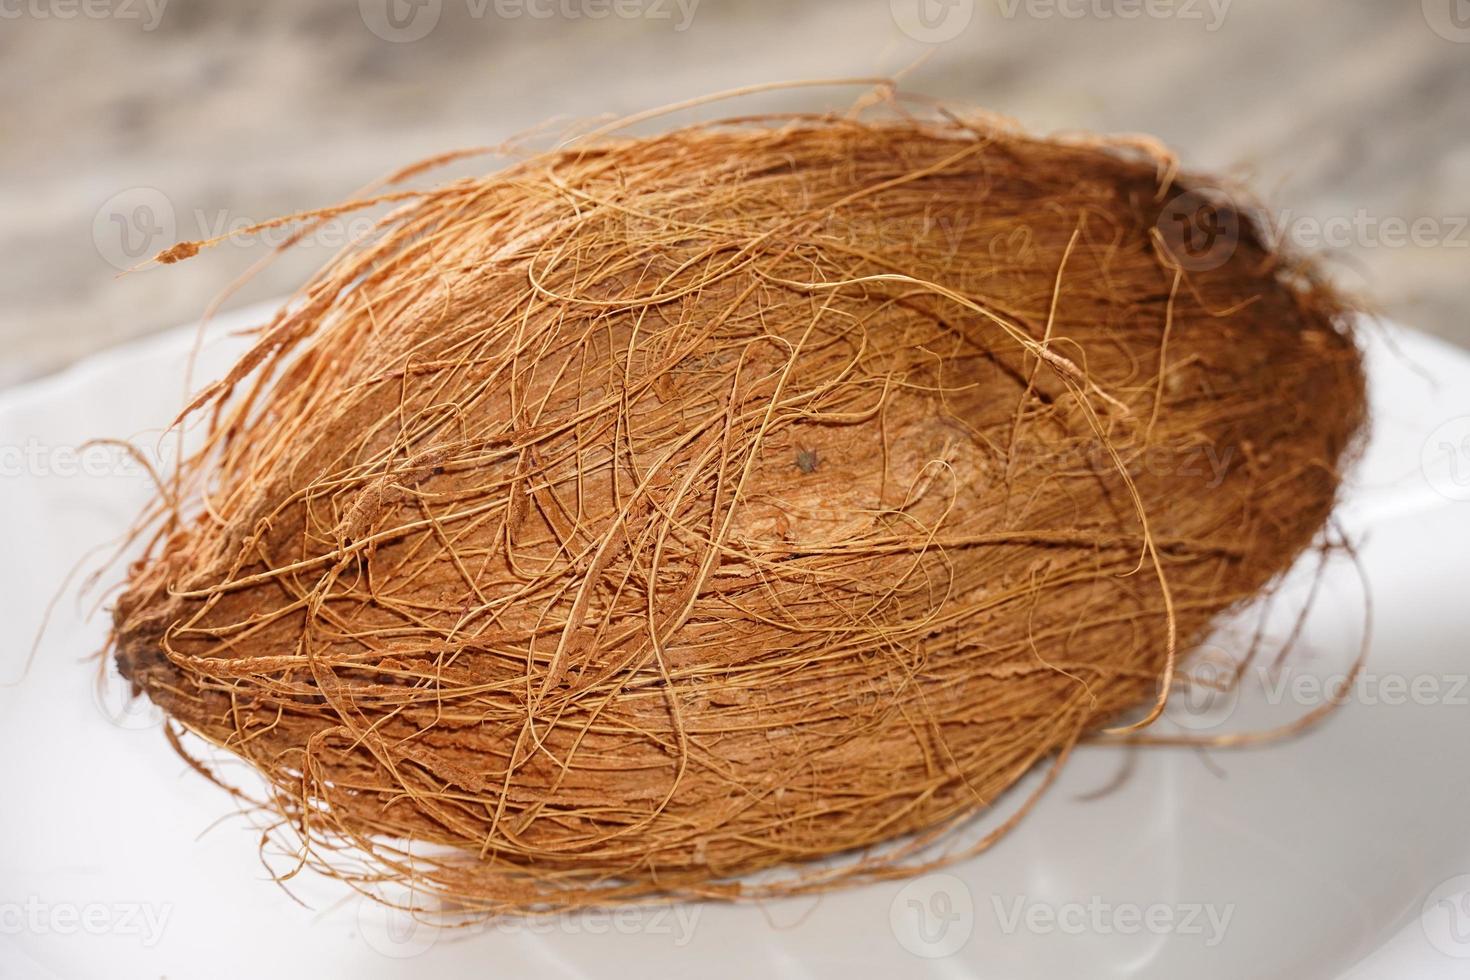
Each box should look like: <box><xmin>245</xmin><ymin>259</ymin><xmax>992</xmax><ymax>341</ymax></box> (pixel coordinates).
<box><xmin>2</xmin><ymin>304</ymin><xmax>1469</xmax><ymax>979</ymax></box>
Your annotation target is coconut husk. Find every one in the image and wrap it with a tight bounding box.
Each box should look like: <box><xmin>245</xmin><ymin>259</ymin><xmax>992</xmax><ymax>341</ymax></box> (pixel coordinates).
<box><xmin>109</xmin><ymin>95</ymin><xmax>1366</xmax><ymax>915</ymax></box>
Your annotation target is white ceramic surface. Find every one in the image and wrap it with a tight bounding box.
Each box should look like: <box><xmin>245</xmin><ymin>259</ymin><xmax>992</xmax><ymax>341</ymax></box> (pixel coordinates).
<box><xmin>2</xmin><ymin>304</ymin><xmax>1468</xmax><ymax>979</ymax></box>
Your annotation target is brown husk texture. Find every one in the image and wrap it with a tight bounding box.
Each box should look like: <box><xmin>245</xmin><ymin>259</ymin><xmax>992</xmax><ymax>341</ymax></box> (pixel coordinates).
<box><xmin>110</xmin><ymin>110</ymin><xmax>1366</xmax><ymax>914</ymax></box>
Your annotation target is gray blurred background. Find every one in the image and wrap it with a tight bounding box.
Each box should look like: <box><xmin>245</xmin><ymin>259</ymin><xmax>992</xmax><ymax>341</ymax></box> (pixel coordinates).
<box><xmin>2</xmin><ymin>0</ymin><xmax>1467</xmax><ymax>388</ymax></box>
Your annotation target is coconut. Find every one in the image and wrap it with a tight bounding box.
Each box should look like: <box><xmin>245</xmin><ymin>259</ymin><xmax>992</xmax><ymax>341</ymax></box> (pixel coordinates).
<box><xmin>110</xmin><ymin>103</ymin><xmax>1365</xmax><ymax>914</ymax></box>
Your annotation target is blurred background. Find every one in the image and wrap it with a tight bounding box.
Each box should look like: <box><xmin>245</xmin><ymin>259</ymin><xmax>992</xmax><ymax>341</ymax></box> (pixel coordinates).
<box><xmin>2</xmin><ymin>0</ymin><xmax>1467</xmax><ymax>388</ymax></box>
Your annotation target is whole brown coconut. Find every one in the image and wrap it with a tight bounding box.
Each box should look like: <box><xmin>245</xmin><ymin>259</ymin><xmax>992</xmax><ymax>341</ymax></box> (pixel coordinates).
<box><xmin>110</xmin><ymin>104</ymin><xmax>1365</xmax><ymax>913</ymax></box>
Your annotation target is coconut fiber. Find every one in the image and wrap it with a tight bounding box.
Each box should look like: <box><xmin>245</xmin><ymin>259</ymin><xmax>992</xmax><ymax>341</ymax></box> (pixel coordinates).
<box><xmin>108</xmin><ymin>92</ymin><xmax>1367</xmax><ymax>915</ymax></box>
